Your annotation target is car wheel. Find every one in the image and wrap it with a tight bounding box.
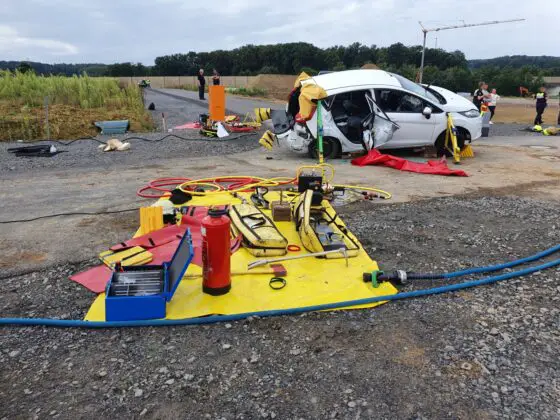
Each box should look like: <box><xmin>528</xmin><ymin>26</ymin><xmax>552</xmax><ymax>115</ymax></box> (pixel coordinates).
<box><xmin>308</xmin><ymin>136</ymin><xmax>341</xmax><ymax>160</ymax></box>
<box><xmin>435</xmin><ymin>129</ymin><xmax>466</xmax><ymax>157</ymax></box>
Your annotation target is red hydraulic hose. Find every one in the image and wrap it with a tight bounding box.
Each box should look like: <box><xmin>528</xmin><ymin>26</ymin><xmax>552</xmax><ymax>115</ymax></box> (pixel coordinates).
<box><xmin>137</xmin><ymin>176</ymin><xmax>297</xmax><ymax>199</ymax></box>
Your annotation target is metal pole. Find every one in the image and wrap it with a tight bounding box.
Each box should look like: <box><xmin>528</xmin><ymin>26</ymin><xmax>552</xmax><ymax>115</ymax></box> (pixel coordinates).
<box><xmin>317</xmin><ymin>100</ymin><xmax>324</xmax><ymax>164</ymax></box>
<box><xmin>419</xmin><ymin>30</ymin><xmax>427</xmax><ymax>84</ymax></box>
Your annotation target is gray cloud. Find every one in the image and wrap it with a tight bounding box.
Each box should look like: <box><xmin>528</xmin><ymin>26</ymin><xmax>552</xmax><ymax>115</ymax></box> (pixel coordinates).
<box><xmin>2</xmin><ymin>0</ymin><xmax>558</xmax><ymax>64</ymax></box>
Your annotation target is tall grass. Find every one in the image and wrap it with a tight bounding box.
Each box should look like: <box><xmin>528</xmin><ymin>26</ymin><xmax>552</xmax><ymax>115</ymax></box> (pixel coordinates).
<box><xmin>0</xmin><ymin>70</ymin><xmax>144</xmax><ymax>110</ymax></box>
<box><xmin>0</xmin><ymin>71</ymin><xmax>153</xmax><ymax>141</ymax></box>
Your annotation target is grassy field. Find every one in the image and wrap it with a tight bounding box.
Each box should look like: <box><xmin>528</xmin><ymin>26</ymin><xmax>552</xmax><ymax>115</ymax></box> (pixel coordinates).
<box><xmin>492</xmin><ymin>101</ymin><xmax>560</xmax><ymax>125</ymax></box>
<box><xmin>0</xmin><ymin>71</ymin><xmax>153</xmax><ymax>141</ymax></box>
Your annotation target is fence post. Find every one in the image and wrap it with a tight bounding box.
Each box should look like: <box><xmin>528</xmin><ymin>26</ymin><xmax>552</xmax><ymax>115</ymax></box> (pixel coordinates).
<box><xmin>163</xmin><ymin>76</ymin><xmax>166</xmax><ymax>88</ymax></box>
<box><xmin>44</xmin><ymin>96</ymin><xmax>50</xmax><ymax>140</ymax></box>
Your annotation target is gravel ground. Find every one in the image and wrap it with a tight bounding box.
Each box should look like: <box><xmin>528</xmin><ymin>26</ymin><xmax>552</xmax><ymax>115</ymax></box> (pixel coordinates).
<box><xmin>488</xmin><ymin>123</ymin><xmax>536</xmax><ymax>137</ymax></box>
<box><xmin>0</xmin><ymin>132</ymin><xmax>259</xmax><ymax>173</ymax></box>
<box><xmin>1</xmin><ymin>195</ymin><xmax>559</xmax><ymax>419</ymax></box>
<box><xmin>0</xmin><ymin>89</ymin><xmax>260</xmax><ymax>174</ymax></box>
<box><xmin>146</xmin><ymin>88</ymin><xmax>216</xmax><ymax>130</ymax></box>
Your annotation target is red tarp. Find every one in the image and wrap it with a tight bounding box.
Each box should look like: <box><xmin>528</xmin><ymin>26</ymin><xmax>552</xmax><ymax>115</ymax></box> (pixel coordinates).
<box><xmin>173</xmin><ymin>122</ymin><xmax>202</xmax><ymax>130</ymax></box>
<box><xmin>69</xmin><ymin>206</ymin><xmax>240</xmax><ymax>294</ymax></box>
<box><xmin>351</xmin><ymin>149</ymin><xmax>468</xmax><ymax>177</ymax></box>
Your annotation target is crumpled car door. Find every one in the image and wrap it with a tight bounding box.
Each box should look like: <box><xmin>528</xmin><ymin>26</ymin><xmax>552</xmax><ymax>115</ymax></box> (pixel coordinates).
<box><xmin>366</xmin><ymin>94</ymin><xmax>400</xmax><ymax>148</ymax></box>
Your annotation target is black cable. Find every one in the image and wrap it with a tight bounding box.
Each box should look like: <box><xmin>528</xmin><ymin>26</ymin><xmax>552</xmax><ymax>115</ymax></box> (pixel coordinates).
<box><xmin>0</xmin><ymin>208</ymin><xmax>141</xmax><ymax>224</ymax></box>
<box><xmin>26</xmin><ymin>132</ymin><xmax>257</xmax><ymax>147</ymax></box>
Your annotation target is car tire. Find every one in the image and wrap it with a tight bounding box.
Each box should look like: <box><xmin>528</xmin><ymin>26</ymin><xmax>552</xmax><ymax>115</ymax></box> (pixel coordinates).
<box><xmin>435</xmin><ymin>128</ymin><xmax>466</xmax><ymax>157</ymax></box>
<box><xmin>308</xmin><ymin>136</ymin><xmax>341</xmax><ymax>160</ymax></box>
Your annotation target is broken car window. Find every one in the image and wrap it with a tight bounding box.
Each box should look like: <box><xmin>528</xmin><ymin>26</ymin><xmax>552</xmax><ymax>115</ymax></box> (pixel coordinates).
<box><xmin>375</xmin><ymin>90</ymin><xmax>424</xmax><ymax>113</ymax></box>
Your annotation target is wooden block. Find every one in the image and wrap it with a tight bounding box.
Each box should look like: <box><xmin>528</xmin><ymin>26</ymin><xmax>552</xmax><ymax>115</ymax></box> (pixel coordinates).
<box><xmin>271</xmin><ymin>202</ymin><xmax>292</xmax><ymax>222</ymax></box>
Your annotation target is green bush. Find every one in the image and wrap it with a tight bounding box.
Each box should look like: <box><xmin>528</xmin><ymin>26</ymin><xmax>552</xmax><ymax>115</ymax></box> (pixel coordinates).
<box><xmin>300</xmin><ymin>67</ymin><xmax>318</xmax><ymax>76</ymax></box>
<box><xmin>259</xmin><ymin>66</ymin><xmax>279</xmax><ymax>74</ymax></box>
<box><xmin>225</xmin><ymin>87</ymin><xmax>267</xmax><ymax>97</ymax></box>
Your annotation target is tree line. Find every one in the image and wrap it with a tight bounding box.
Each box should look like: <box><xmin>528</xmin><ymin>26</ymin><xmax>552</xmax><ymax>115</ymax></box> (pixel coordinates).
<box><xmin>0</xmin><ymin>61</ymin><xmax>108</xmax><ymax>76</ymax></box>
<box><xmin>469</xmin><ymin>55</ymin><xmax>560</xmax><ymax>69</ymax></box>
<box><xmin>2</xmin><ymin>43</ymin><xmax>558</xmax><ymax>96</ymax></box>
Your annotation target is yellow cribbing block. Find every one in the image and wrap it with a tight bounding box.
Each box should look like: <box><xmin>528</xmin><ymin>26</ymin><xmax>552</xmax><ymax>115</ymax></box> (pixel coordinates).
<box><xmin>139</xmin><ymin>206</ymin><xmax>163</xmax><ymax>236</ymax></box>
<box><xmin>85</xmin><ymin>191</ymin><xmax>398</xmax><ymax>322</ymax></box>
<box><xmin>460</xmin><ymin>144</ymin><xmax>474</xmax><ymax>158</ymax></box>
<box><xmin>259</xmin><ymin>130</ymin><xmax>275</xmax><ymax>150</ymax></box>
<box><xmin>254</xmin><ymin>108</ymin><xmax>271</xmax><ymax>123</ymax></box>
<box><xmin>99</xmin><ymin>246</ymin><xmax>153</xmax><ymax>267</ymax></box>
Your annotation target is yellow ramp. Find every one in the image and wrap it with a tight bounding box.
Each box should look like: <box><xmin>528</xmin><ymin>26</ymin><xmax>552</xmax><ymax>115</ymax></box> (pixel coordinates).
<box><xmin>85</xmin><ymin>192</ymin><xmax>397</xmax><ymax>321</ymax></box>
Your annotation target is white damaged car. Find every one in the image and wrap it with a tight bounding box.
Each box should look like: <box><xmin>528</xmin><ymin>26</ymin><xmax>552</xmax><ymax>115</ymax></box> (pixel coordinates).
<box><xmin>271</xmin><ymin>69</ymin><xmax>483</xmax><ymax>158</ymax></box>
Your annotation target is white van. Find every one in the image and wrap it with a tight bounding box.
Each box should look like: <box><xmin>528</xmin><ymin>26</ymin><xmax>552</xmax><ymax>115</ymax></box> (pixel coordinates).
<box><xmin>271</xmin><ymin>70</ymin><xmax>482</xmax><ymax>158</ymax></box>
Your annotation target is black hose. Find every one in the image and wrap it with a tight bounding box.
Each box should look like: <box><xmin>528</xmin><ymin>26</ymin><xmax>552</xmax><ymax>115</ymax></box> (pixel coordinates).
<box><xmin>379</xmin><ymin>272</ymin><xmax>445</xmax><ymax>281</ymax></box>
<box><xmin>24</xmin><ymin>132</ymin><xmax>257</xmax><ymax>147</ymax></box>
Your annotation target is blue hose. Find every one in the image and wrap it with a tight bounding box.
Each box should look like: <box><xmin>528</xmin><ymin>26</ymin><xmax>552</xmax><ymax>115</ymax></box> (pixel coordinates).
<box><xmin>1</xmin><ymin>256</ymin><xmax>558</xmax><ymax>328</ymax></box>
<box><xmin>380</xmin><ymin>243</ymin><xmax>560</xmax><ymax>281</ymax></box>
<box><xmin>443</xmin><ymin>244</ymin><xmax>560</xmax><ymax>278</ymax></box>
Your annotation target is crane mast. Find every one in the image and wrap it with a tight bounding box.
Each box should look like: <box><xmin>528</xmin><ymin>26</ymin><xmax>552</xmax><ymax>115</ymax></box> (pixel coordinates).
<box><xmin>418</xmin><ymin>18</ymin><xmax>526</xmax><ymax>83</ymax></box>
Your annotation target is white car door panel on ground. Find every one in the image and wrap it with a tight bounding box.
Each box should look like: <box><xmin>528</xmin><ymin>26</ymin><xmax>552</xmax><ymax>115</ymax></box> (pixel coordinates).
<box><xmin>374</xmin><ymin>89</ymin><xmax>439</xmax><ymax>148</ymax></box>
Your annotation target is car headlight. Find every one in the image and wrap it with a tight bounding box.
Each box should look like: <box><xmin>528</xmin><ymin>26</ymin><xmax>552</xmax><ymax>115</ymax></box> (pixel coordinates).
<box><xmin>459</xmin><ymin>109</ymin><xmax>480</xmax><ymax>118</ymax></box>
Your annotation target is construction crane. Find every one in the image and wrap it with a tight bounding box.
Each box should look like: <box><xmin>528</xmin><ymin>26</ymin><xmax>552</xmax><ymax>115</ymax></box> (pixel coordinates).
<box><xmin>417</xmin><ymin>19</ymin><xmax>526</xmax><ymax>83</ymax></box>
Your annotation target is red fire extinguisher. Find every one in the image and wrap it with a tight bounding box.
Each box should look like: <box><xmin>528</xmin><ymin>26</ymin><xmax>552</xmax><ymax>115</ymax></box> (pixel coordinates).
<box><xmin>201</xmin><ymin>208</ymin><xmax>231</xmax><ymax>295</ymax></box>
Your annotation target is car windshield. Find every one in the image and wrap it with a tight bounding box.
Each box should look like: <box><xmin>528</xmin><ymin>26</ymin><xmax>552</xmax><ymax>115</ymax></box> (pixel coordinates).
<box><xmin>391</xmin><ymin>73</ymin><xmax>442</xmax><ymax>104</ymax></box>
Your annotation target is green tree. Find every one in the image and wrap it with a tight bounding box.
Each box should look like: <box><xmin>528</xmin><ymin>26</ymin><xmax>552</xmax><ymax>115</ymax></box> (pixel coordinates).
<box><xmin>16</xmin><ymin>62</ymin><xmax>33</xmax><ymax>74</ymax></box>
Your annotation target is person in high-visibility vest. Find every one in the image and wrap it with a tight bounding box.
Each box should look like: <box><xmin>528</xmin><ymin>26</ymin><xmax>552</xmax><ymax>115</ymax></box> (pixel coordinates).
<box><xmin>534</xmin><ymin>87</ymin><xmax>547</xmax><ymax>125</ymax></box>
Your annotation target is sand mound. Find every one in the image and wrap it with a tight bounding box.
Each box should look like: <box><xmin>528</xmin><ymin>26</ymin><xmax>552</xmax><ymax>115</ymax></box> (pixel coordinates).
<box><xmin>361</xmin><ymin>63</ymin><xmax>380</xmax><ymax>69</ymax></box>
<box><xmin>249</xmin><ymin>74</ymin><xmax>297</xmax><ymax>100</ymax></box>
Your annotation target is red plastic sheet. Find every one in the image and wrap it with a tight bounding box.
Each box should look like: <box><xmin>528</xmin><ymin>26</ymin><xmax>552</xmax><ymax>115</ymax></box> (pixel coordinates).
<box><xmin>110</xmin><ymin>224</ymin><xmax>186</xmax><ymax>251</ymax></box>
<box><xmin>351</xmin><ymin>149</ymin><xmax>468</xmax><ymax>177</ymax></box>
<box><xmin>69</xmin><ymin>265</ymin><xmax>113</xmax><ymax>294</ymax></box>
<box><xmin>69</xmin><ymin>211</ymin><xmax>241</xmax><ymax>294</ymax></box>
<box><xmin>174</xmin><ymin>122</ymin><xmax>202</xmax><ymax>130</ymax></box>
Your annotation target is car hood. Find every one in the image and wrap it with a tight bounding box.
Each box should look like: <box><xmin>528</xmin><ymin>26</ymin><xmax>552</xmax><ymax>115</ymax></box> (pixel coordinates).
<box><xmin>428</xmin><ymin>85</ymin><xmax>477</xmax><ymax>112</ymax></box>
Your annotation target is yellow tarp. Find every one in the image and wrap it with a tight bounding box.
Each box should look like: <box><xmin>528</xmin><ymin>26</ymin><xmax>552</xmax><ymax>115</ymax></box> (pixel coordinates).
<box><xmin>84</xmin><ymin>192</ymin><xmax>397</xmax><ymax>321</ymax></box>
<box><xmin>294</xmin><ymin>71</ymin><xmax>311</xmax><ymax>88</ymax></box>
<box><xmin>293</xmin><ymin>71</ymin><xmax>328</xmax><ymax>120</ymax></box>
<box><xmin>298</xmin><ymin>84</ymin><xmax>328</xmax><ymax>120</ymax></box>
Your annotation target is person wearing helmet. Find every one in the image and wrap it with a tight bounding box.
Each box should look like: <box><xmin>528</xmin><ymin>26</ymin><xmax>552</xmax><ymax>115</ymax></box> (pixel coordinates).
<box><xmin>534</xmin><ymin>87</ymin><xmax>547</xmax><ymax>125</ymax></box>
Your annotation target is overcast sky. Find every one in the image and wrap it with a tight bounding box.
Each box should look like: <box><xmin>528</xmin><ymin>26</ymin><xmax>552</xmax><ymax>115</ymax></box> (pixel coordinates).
<box><xmin>2</xmin><ymin>0</ymin><xmax>558</xmax><ymax>65</ymax></box>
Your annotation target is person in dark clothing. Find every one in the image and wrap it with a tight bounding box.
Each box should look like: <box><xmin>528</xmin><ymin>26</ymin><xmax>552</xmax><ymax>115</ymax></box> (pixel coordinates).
<box><xmin>534</xmin><ymin>86</ymin><xmax>547</xmax><ymax>125</ymax></box>
<box><xmin>212</xmin><ymin>69</ymin><xmax>220</xmax><ymax>86</ymax></box>
<box><xmin>197</xmin><ymin>69</ymin><xmax>206</xmax><ymax>100</ymax></box>
<box><xmin>557</xmin><ymin>95</ymin><xmax>560</xmax><ymax>125</ymax></box>
<box><xmin>473</xmin><ymin>81</ymin><xmax>486</xmax><ymax>111</ymax></box>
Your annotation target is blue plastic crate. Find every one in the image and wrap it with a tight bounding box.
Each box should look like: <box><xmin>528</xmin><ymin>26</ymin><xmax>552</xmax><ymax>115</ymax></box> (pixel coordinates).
<box><xmin>105</xmin><ymin>230</ymin><xmax>193</xmax><ymax>321</ymax></box>
<box><xmin>94</xmin><ymin>120</ymin><xmax>129</xmax><ymax>135</ymax></box>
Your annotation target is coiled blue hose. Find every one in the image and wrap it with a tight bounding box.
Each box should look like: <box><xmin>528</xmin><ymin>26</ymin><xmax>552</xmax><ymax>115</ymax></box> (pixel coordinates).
<box><xmin>1</xmin><ymin>254</ymin><xmax>558</xmax><ymax>329</ymax></box>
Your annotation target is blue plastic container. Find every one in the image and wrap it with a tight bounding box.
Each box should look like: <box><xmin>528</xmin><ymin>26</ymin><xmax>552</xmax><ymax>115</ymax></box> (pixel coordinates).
<box><xmin>105</xmin><ymin>231</ymin><xmax>193</xmax><ymax>321</ymax></box>
<box><xmin>94</xmin><ymin>120</ymin><xmax>129</xmax><ymax>135</ymax></box>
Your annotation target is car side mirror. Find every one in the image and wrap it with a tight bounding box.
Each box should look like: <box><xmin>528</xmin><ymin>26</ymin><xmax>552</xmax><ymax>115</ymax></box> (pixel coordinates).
<box><xmin>422</xmin><ymin>107</ymin><xmax>432</xmax><ymax>119</ymax></box>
